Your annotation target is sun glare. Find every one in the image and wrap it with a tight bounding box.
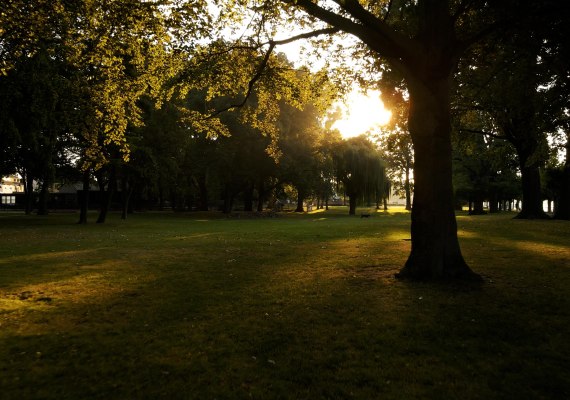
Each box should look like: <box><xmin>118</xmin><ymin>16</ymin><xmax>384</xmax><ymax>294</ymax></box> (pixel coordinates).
<box><xmin>331</xmin><ymin>89</ymin><xmax>391</xmax><ymax>139</ymax></box>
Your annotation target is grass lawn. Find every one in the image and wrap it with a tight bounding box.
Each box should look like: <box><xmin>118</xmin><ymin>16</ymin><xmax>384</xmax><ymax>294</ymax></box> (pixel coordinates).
<box><xmin>1</xmin><ymin>207</ymin><xmax>569</xmax><ymax>399</ymax></box>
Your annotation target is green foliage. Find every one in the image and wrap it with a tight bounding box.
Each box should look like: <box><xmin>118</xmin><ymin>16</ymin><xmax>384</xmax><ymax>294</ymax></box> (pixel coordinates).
<box><xmin>0</xmin><ymin>46</ymin><xmax>67</xmax><ymax>205</ymax></box>
<box><xmin>333</xmin><ymin>136</ymin><xmax>386</xmax><ymax>213</ymax></box>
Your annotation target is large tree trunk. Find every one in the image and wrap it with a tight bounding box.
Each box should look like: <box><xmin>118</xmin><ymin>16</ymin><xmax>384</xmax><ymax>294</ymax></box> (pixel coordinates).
<box><xmin>397</xmin><ymin>76</ymin><xmax>478</xmax><ymax>281</ymax></box>
<box><xmin>515</xmin><ymin>161</ymin><xmax>548</xmax><ymax>219</ymax></box>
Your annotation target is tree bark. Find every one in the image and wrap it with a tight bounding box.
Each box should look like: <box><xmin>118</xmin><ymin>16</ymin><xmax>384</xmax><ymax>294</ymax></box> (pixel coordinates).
<box><xmin>553</xmin><ymin>137</ymin><xmax>569</xmax><ymax>220</ymax></box>
<box><xmin>289</xmin><ymin>0</ymin><xmax>478</xmax><ymax>280</ymax></box>
<box><xmin>515</xmin><ymin>162</ymin><xmax>548</xmax><ymax>219</ymax></box>
<box><xmin>121</xmin><ymin>182</ymin><xmax>133</xmax><ymax>220</ymax></box>
<box><xmin>97</xmin><ymin>167</ymin><xmax>116</xmax><ymax>224</ymax></box>
<box><xmin>197</xmin><ymin>175</ymin><xmax>209</xmax><ymax>211</ymax></box>
<box><xmin>348</xmin><ymin>195</ymin><xmax>357</xmax><ymax>215</ymax></box>
<box><xmin>397</xmin><ymin>76</ymin><xmax>478</xmax><ymax>281</ymax></box>
<box><xmin>37</xmin><ymin>179</ymin><xmax>49</xmax><ymax>216</ymax></box>
<box><xmin>78</xmin><ymin>170</ymin><xmax>89</xmax><ymax>224</ymax></box>
<box><xmin>257</xmin><ymin>180</ymin><xmax>265</xmax><ymax>212</ymax></box>
<box><xmin>243</xmin><ymin>182</ymin><xmax>254</xmax><ymax>212</ymax></box>
<box><xmin>222</xmin><ymin>184</ymin><xmax>234</xmax><ymax>214</ymax></box>
<box><xmin>470</xmin><ymin>196</ymin><xmax>485</xmax><ymax>215</ymax></box>
<box><xmin>295</xmin><ymin>189</ymin><xmax>305</xmax><ymax>212</ymax></box>
<box><xmin>405</xmin><ymin>161</ymin><xmax>412</xmax><ymax>211</ymax></box>
<box><xmin>489</xmin><ymin>193</ymin><xmax>499</xmax><ymax>213</ymax></box>
<box><xmin>23</xmin><ymin>170</ymin><xmax>34</xmax><ymax>215</ymax></box>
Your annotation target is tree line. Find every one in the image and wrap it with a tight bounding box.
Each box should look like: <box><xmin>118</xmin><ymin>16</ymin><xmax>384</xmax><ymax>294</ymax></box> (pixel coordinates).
<box><xmin>1</xmin><ymin>0</ymin><xmax>568</xmax><ymax>281</ymax></box>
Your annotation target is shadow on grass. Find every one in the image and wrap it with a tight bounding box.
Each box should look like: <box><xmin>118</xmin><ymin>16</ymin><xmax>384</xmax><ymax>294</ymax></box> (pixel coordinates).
<box><xmin>1</xmin><ymin>211</ymin><xmax>569</xmax><ymax>399</ymax></box>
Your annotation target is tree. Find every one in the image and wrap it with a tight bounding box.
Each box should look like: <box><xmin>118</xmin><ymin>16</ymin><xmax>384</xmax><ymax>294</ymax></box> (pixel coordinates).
<box><xmin>374</xmin><ymin>88</ymin><xmax>414</xmax><ymax>211</ymax></box>
<box><xmin>452</xmin><ymin>125</ymin><xmax>520</xmax><ymax>214</ymax></box>
<box><xmin>0</xmin><ymin>46</ymin><xmax>66</xmax><ymax>214</ymax></box>
<box><xmin>224</xmin><ymin>0</ymin><xmax>525</xmax><ymax>279</ymax></box>
<box><xmin>333</xmin><ymin>136</ymin><xmax>386</xmax><ymax>215</ymax></box>
<box><xmin>457</xmin><ymin>31</ymin><xmax>553</xmax><ymax>219</ymax></box>
<box><xmin>278</xmin><ymin>102</ymin><xmax>326</xmax><ymax>212</ymax></box>
<box><xmin>1</xmin><ymin>0</ymin><xmax>183</xmax><ymax>221</ymax></box>
<box><xmin>541</xmin><ymin>13</ymin><xmax>570</xmax><ymax>220</ymax></box>
<box><xmin>229</xmin><ymin>0</ymin><xmax>569</xmax><ymax>279</ymax></box>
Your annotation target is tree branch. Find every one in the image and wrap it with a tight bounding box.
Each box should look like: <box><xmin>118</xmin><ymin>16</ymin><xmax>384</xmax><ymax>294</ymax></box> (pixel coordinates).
<box><xmin>204</xmin><ymin>27</ymin><xmax>339</xmax><ymax>119</ymax></box>
<box><xmin>205</xmin><ymin>42</ymin><xmax>276</xmax><ymax>119</ymax></box>
<box><xmin>460</xmin><ymin>128</ymin><xmax>507</xmax><ymax>141</ymax></box>
<box><xmin>271</xmin><ymin>27</ymin><xmax>340</xmax><ymax>46</ymax></box>
<box><xmin>284</xmin><ymin>0</ymin><xmax>417</xmax><ymax>72</ymax></box>
<box><xmin>332</xmin><ymin>0</ymin><xmax>417</xmax><ymax>58</ymax></box>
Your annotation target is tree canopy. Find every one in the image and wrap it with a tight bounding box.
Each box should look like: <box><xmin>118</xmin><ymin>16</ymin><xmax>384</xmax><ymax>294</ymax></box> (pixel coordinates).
<box><xmin>1</xmin><ymin>0</ymin><xmax>568</xmax><ymax>281</ymax></box>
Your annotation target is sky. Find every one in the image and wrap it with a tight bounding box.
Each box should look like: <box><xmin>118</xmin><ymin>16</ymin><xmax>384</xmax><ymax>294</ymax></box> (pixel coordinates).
<box><xmin>330</xmin><ymin>89</ymin><xmax>392</xmax><ymax>139</ymax></box>
<box><xmin>276</xmin><ymin>35</ymin><xmax>392</xmax><ymax>139</ymax></box>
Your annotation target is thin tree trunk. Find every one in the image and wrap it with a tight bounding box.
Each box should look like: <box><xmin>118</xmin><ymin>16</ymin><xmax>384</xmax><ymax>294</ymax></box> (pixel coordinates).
<box><xmin>257</xmin><ymin>180</ymin><xmax>265</xmax><ymax>212</ymax></box>
<box><xmin>470</xmin><ymin>195</ymin><xmax>485</xmax><ymax>215</ymax></box>
<box><xmin>295</xmin><ymin>189</ymin><xmax>305</xmax><ymax>212</ymax></box>
<box><xmin>121</xmin><ymin>180</ymin><xmax>133</xmax><ymax>220</ymax></box>
<box><xmin>78</xmin><ymin>170</ymin><xmax>89</xmax><ymax>224</ymax></box>
<box><xmin>223</xmin><ymin>184</ymin><xmax>234</xmax><ymax>214</ymax></box>
<box><xmin>553</xmin><ymin>136</ymin><xmax>569</xmax><ymax>220</ymax></box>
<box><xmin>243</xmin><ymin>182</ymin><xmax>254</xmax><ymax>212</ymax></box>
<box><xmin>348</xmin><ymin>195</ymin><xmax>357</xmax><ymax>215</ymax></box>
<box><xmin>97</xmin><ymin>167</ymin><xmax>116</xmax><ymax>224</ymax></box>
<box><xmin>489</xmin><ymin>193</ymin><xmax>499</xmax><ymax>213</ymax></box>
<box><xmin>405</xmin><ymin>162</ymin><xmax>412</xmax><ymax>211</ymax></box>
<box><xmin>37</xmin><ymin>179</ymin><xmax>49</xmax><ymax>215</ymax></box>
<box><xmin>197</xmin><ymin>175</ymin><xmax>209</xmax><ymax>211</ymax></box>
<box><xmin>23</xmin><ymin>170</ymin><xmax>34</xmax><ymax>215</ymax></box>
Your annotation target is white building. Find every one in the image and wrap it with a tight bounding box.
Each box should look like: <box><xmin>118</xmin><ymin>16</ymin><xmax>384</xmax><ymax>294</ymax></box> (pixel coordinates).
<box><xmin>1</xmin><ymin>175</ymin><xmax>24</xmax><ymax>206</ymax></box>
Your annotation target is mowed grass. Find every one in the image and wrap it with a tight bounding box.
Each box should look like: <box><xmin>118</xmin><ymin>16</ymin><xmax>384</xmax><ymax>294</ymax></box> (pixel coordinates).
<box><xmin>0</xmin><ymin>207</ymin><xmax>569</xmax><ymax>399</ymax></box>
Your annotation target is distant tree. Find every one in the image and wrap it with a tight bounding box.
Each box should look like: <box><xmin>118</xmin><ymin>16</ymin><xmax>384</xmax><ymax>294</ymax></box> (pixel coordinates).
<box><xmin>456</xmin><ymin>1</ymin><xmax>570</xmax><ymax>220</ymax></box>
<box><xmin>276</xmin><ymin>100</ymin><xmax>326</xmax><ymax>212</ymax></box>
<box><xmin>0</xmin><ymin>47</ymin><xmax>66</xmax><ymax>214</ymax></box>
<box><xmin>333</xmin><ymin>136</ymin><xmax>386</xmax><ymax>215</ymax></box>
<box><xmin>452</xmin><ymin>123</ymin><xmax>520</xmax><ymax>214</ymax></box>
<box><xmin>374</xmin><ymin>89</ymin><xmax>413</xmax><ymax>211</ymax></box>
<box><xmin>315</xmin><ymin>128</ymin><xmax>343</xmax><ymax>210</ymax></box>
<box><xmin>457</xmin><ymin>31</ymin><xmax>554</xmax><ymax>219</ymax></box>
